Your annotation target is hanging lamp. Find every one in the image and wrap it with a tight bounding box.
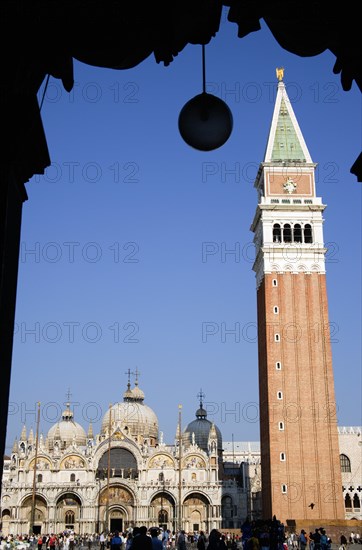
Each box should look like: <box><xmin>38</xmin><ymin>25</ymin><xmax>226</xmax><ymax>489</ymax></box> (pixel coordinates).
<box><xmin>178</xmin><ymin>45</ymin><xmax>233</xmax><ymax>151</ymax></box>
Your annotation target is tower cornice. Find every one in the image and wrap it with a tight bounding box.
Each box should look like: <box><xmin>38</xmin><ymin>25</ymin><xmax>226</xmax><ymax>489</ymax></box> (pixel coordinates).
<box><xmin>258</xmin><ymin>203</ymin><xmax>326</xmax><ymax>212</ymax></box>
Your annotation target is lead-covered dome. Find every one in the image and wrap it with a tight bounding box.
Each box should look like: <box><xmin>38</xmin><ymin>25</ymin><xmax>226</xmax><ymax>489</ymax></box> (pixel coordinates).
<box><xmin>47</xmin><ymin>403</ymin><xmax>87</xmax><ymax>449</ymax></box>
<box><xmin>101</xmin><ymin>381</ymin><xmax>159</xmax><ymax>444</ymax></box>
<box><xmin>183</xmin><ymin>398</ymin><xmax>222</xmax><ymax>452</ymax></box>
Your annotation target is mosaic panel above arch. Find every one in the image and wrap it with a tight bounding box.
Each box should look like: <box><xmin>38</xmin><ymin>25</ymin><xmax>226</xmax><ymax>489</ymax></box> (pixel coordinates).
<box><xmin>60</xmin><ymin>455</ymin><xmax>86</xmax><ymax>469</ymax></box>
<box><xmin>182</xmin><ymin>455</ymin><xmax>206</xmax><ymax>469</ymax></box>
<box><xmin>29</xmin><ymin>456</ymin><xmax>52</xmax><ymax>470</ymax></box>
<box><xmin>148</xmin><ymin>454</ymin><xmax>175</xmax><ymax>468</ymax></box>
<box><xmin>99</xmin><ymin>486</ymin><xmax>134</xmax><ymax>505</ymax></box>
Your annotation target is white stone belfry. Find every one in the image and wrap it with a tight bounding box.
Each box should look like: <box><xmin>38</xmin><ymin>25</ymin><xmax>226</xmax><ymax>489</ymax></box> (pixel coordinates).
<box><xmin>251</xmin><ymin>78</ymin><xmax>327</xmax><ymax>288</ymax></box>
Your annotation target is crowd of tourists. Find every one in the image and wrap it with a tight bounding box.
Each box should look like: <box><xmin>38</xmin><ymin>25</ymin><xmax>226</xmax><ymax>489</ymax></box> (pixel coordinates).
<box><xmin>238</xmin><ymin>518</ymin><xmax>360</xmax><ymax>550</ymax></box>
<box><xmin>1</xmin><ymin>521</ymin><xmax>360</xmax><ymax>550</ymax></box>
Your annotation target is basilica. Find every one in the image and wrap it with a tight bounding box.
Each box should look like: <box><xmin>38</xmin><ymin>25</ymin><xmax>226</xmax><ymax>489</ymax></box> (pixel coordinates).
<box><xmin>0</xmin><ymin>379</ymin><xmax>262</xmax><ymax>536</ymax></box>
<box><xmin>1</xmin><ymin>378</ymin><xmax>361</xmax><ymax>536</ymax></box>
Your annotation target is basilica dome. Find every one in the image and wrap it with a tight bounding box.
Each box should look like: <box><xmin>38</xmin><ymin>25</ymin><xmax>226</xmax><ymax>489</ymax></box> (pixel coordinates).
<box><xmin>47</xmin><ymin>404</ymin><xmax>87</xmax><ymax>449</ymax></box>
<box><xmin>183</xmin><ymin>401</ymin><xmax>222</xmax><ymax>452</ymax></box>
<box><xmin>101</xmin><ymin>381</ymin><xmax>159</xmax><ymax>443</ymax></box>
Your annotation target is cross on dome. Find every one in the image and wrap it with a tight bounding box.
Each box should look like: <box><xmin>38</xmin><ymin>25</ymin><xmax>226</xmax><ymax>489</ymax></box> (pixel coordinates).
<box><xmin>197</xmin><ymin>389</ymin><xmax>205</xmax><ymax>408</ymax></box>
<box><xmin>133</xmin><ymin>367</ymin><xmax>141</xmax><ymax>385</ymax></box>
<box><xmin>125</xmin><ymin>368</ymin><xmax>132</xmax><ymax>389</ymax></box>
<box><xmin>65</xmin><ymin>388</ymin><xmax>72</xmax><ymax>403</ymax></box>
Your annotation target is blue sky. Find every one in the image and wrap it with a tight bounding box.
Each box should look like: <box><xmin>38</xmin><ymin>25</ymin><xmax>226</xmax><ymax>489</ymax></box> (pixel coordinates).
<box><xmin>6</xmin><ymin>12</ymin><xmax>361</xmax><ymax>453</ymax></box>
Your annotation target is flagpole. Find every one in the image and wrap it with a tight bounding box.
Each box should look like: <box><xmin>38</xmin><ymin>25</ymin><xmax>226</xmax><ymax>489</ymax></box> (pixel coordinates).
<box><xmin>178</xmin><ymin>404</ymin><xmax>182</xmax><ymax>532</ymax></box>
<box><xmin>30</xmin><ymin>402</ymin><xmax>41</xmax><ymax>535</ymax></box>
<box><xmin>105</xmin><ymin>403</ymin><xmax>112</xmax><ymax>533</ymax></box>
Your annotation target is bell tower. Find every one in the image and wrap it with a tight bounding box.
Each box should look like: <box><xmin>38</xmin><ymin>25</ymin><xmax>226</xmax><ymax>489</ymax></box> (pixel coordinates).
<box><xmin>251</xmin><ymin>68</ymin><xmax>344</xmax><ymax>522</ymax></box>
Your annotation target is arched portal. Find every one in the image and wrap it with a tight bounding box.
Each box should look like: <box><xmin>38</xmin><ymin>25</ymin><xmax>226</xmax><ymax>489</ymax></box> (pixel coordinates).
<box><xmin>98</xmin><ymin>485</ymin><xmax>134</xmax><ymax>532</ymax></box>
<box><xmin>1</xmin><ymin>509</ymin><xmax>11</xmax><ymax>536</ymax></box>
<box><xmin>20</xmin><ymin>494</ymin><xmax>48</xmax><ymax>535</ymax></box>
<box><xmin>183</xmin><ymin>493</ymin><xmax>211</xmax><ymax>534</ymax></box>
<box><xmin>109</xmin><ymin>507</ymin><xmax>128</xmax><ymax>534</ymax></box>
<box><xmin>55</xmin><ymin>493</ymin><xmax>82</xmax><ymax>532</ymax></box>
<box><xmin>150</xmin><ymin>492</ymin><xmax>176</xmax><ymax>531</ymax></box>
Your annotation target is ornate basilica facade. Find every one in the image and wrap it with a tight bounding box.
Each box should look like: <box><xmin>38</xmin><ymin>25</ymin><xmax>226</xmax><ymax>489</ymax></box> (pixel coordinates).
<box><xmin>1</xmin><ymin>381</ymin><xmax>261</xmax><ymax>536</ymax></box>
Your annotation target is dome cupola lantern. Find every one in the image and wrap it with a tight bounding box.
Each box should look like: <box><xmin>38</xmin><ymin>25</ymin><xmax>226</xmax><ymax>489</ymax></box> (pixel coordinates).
<box><xmin>183</xmin><ymin>389</ymin><xmax>222</xmax><ymax>452</ymax></box>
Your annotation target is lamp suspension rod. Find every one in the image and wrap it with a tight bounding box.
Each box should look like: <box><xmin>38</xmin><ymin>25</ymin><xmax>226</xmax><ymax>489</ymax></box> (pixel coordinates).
<box><xmin>202</xmin><ymin>44</ymin><xmax>206</xmax><ymax>94</ymax></box>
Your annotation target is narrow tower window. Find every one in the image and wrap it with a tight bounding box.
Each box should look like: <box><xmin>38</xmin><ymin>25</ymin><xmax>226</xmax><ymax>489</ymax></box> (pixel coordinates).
<box><xmin>272</xmin><ymin>279</ymin><xmax>278</xmax><ymax>287</ymax></box>
<box><xmin>304</xmin><ymin>224</ymin><xmax>313</xmax><ymax>243</ymax></box>
<box><xmin>279</xmin><ymin>422</ymin><xmax>284</xmax><ymax>431</ymax></box>
<box><xmin>275</xmin><ymin>334</ymin><xmax>280</xmax><ymax>342</ymax></box>
<box><xmin>280</xmin><ymin>452</ymin><xmax>286</xmax><ymax>461</ymax></box>
<box><xmin>281</xmin><ymin>484</ymin><xmax>287</xmax><ymax>494</ymax></box>
<box><xmin>274</xmin><ymin>306</ymin><xmax>279</xmax><ymax>314</ymax></box>
<box><xmin>273</xmin><ymin>224</ymin><xmax>282</xmax><ymax>243</ymax></box>
<box><xmin>294</xmin><ymin>224</ymin><xmax>302</xmax><ymax>243</ymax></box>
<box><xmin>277</xmin><ymin>391</ymin><xmax>283</xmax><ymax>400</ymax></box>
<box><xmin>283</xmin><ymin>224</ymin><xmax>292</xmax><ymax>243</ymax></box>
<box><xmin>276</xmin><ymin>362</ymin><xmax>282</xmax><ymax>370</ymax></box>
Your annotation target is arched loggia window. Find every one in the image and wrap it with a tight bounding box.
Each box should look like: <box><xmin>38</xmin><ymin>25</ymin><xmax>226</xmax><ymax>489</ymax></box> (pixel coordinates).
<box><xmin>273</xmin><ymin>224</ymin><xmax>281</xmax><ymax>243</ymax></box>
<box><xmin>353</xmin><ymin>494</ymin><xmax>361</xmax><ymax>511</ymax></box>
<box><xmin>283</xmin><ymin>224</ymin><xmax>292</xmax><ymax>243</ymax></box>
<box><xmin>294</xmin><ymin>224</ymin><xmax>302</xmax><ymax>243</ymax></box>
<box><xmin>304</xmin><ymin>224</ymin><xmax>313</xmax><ymax>243</ymax></box>
<box><xmin>273</xmin><ymin>222</ymin><xmax>313</xmax><ymax>244</ymax></box>
<box><xmin>345</xmin><ymin>494</ymin><xmax>352</xmax><ymax>511</ymax></box>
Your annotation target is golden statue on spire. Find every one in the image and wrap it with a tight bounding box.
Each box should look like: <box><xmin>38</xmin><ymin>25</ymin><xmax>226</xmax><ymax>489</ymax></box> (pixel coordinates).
<box><xmin>276</xmin><ymin>67</ymin><xmax>284</xmax><ymax>81</ymax></box>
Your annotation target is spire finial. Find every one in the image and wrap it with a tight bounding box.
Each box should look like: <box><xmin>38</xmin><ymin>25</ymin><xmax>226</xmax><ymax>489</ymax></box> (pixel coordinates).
<box><xmin>20</xmin><ymin>425</ymin><xmax>27</xmax><ymax>441</ymax></box>
<box><xmin>276</xmin><ymin>67</ymin><xmax>284</xmax><ymax>81</ymax></box>
<box><xmin>87</xmin><ymin>422</ymin><xmax>94</xmax><ymax>439</ymax></box>
<box><xmin>197</xmin><ymin>389</ymin><xmax>205</xmax><ymax>408</ymax></box>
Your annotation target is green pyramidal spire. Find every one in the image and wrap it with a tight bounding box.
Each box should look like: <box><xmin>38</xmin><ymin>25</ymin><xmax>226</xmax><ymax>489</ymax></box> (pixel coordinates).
<box><xmin>264</xmin><ymin>69</ymin><xmax>313</xmax><ymax>164</ymax></box>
